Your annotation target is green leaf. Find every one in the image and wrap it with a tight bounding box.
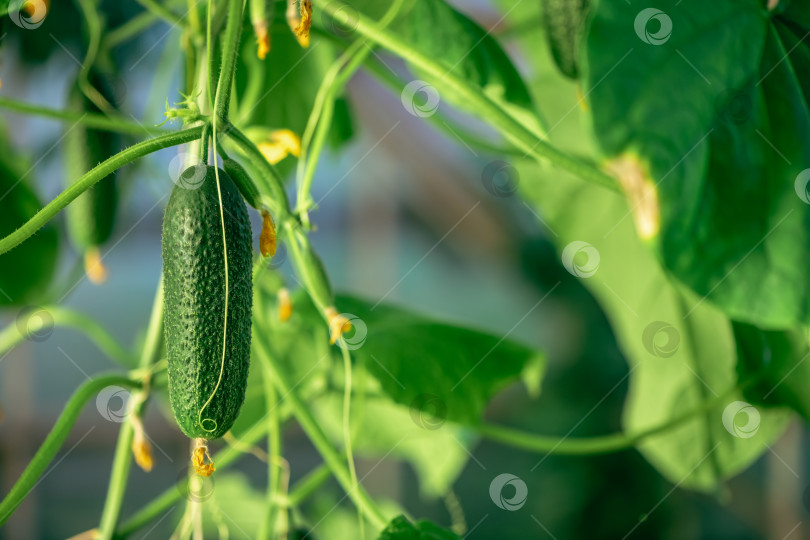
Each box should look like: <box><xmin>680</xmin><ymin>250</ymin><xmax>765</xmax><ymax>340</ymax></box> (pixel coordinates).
<box><xmin>314</xmin><ymin>0</ymin><xmax>544</xmax><ymax>132</ymax></box>
<box><xmin>0</xmin><ymin>136</ymin><xmax>58</xmax><ymax>306</ymax></box>
<box><xmin>249</xmin><ymin>286</ymin><xmax>543</xmax><ymax>496</ymax></box>
<box><xmin>311</xmin><ymin>392</ymin><xmax>473</xmax><ymax>497</ymax></box>
<box><xmin>403</xmin><ymin>1</ymin><xmax>542</xmax><ymax>130</ymax></box>
<box><xmin>495</xmin><ymin>15</ymin><xmax>793</xmax><ymax>487</ymax></box>
<box><xmin>541</xmin><ymin>0</ymin><xmax>590</xmax><ymax>79</ymax></box>
<box><xmin>583</xmin><ymin>0</ymin><xmax>810</xmax><ymax>327</ymax></box>
<box><xmin>333</xmin><ymin>295</ymin><xmax>546</xmax><ymax>426</ymax></box>
<box><xmin>732</xmin><ymin>322</ymin><xmax>810</xmax><ymax>422</ymax></box>
<box><xmin>377</xmin><ymin>515</ymin><xmax>459</xmax><ymax>540</ymax></box>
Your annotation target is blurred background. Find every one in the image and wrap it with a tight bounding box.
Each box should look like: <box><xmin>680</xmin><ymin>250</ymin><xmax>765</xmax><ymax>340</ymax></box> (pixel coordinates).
<box><xmin>0</xmin><ymin>1</ymin><xmax>808</xmax><ymax>539</ymax></box>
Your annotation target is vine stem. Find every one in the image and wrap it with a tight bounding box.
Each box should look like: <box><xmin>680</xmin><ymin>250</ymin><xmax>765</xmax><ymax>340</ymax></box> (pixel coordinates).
<box><xmin>0</xmin><ymin>374</ymin><xmax>142</xmax><ymax>526</ymax></box>
<box><xmin>339</xmin><ymin>346</ymin><xmax>363</xmax><ymax>536</ymax></box>
<box><xmin>0</xmin><ymin>306</ymin><xmax>134</xmax><ymax>367</ymax></box>
<box><xmin>97</xmin><ymin>279</ymin><xmax>165</xmax><ymax>539</ymax></box>
<box><xmin>114</xmin><ymin>418</ymin><xmax>271</xmax><ymax>538</ymax></box>
<box><xmin>317</xmin><ymin>0</ymin><xmax>618</xmax><ymax>192</ymax></box>
<box><xmin>0</xmin><ymin>125</ymin><xmax>203</xmax><ymax>256</ymax></box>
<box><xmin>256</xmin><ymin>354</ymin><xmax>282</xmax><ymax>539</ymax></box>
<box><xmin>478</xmin><ymin>382</ymin><xmax>743</xmax><ymax>454</ymax></box>
<box><xmin>213</xmin><ymin>0</ymin><xmax>245</xmax><ymax>125</ymax></box>
<box><xmin>0</xmin><ymin>97</ymin><xmax>165</xmax><ymax>135</ymax></box>
<box><xmin>295</xmin><ymin>0</ymin><xmax>407</xmax><ymax>226</ymax></box>
<box><xmin>253</xmin><ymin>330</ymin><xmax>388</xmax><ymax>530</ymax></box>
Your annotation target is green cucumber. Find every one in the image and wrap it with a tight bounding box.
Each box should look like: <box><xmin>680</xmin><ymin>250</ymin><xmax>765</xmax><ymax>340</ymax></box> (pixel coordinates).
<box><xmin>162</xmin><ymin>165</ymin><xmax>253</xmax><ymax>439</ymax></box>
<box><xmin>64</xmin><ymin>72</ymin><xmax>120</xmax><ymax>281</ymax></box>
<box><xmin>223</xmin><ymin>157</ymin><xmax>262</xmax><ymax>210</ymax></box>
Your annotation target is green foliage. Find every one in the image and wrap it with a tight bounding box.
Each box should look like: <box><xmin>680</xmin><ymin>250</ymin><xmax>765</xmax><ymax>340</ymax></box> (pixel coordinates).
<box><xmin>541</xmin><ymin>0</ymin><xmax>589</xmax><ymax>79</ymax></box>
<box><xmin>0</xmin><ymin>132</ymin><xmax>58</xmax><ymax>306</ymax></box>
<box><xmin>733</xmin><ymin>322</ymin><xmax>810</xmax><ymax>421</ymax></box>
<box><xmin>584</xmin><ymin>0</ymin><xmax>810</xmax><ymax>328</ymax></box>
<box><xmin>377</xmin><ymin>515</ymin><xmax>458</xmax><ymax>540</ymax></box>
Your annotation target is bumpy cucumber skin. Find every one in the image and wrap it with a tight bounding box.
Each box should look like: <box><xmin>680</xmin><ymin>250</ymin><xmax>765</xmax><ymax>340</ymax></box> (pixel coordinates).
<box><xmin>64</xmin><ymin>75</ymin><xmax>119</xmax><ymax>250</ymax></box>
<box><xmin>163</xmin><ymin>166</ymin><xmax>253</xmax><ymax>439</ymax></box>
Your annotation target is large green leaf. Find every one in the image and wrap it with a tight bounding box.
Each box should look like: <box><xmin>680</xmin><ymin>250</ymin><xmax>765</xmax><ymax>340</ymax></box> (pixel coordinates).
<box><xmin>249</xmin><ymin>287</ymin><xmax>542</xmax><ymax>496</ymax></box>
<box><xmin>486</xmin><ymin>6</ymin><xmax>795</xmax><ymax>489</ymax></box>
<box><xmin>333</xmin><ymin>295</ymin><xmax>546</xmax><ymax>426</ymax></box>
<box><xmin>583</xmin><ymin>0</ymin><xmax>810</xmax><ymax>327</ymax></box>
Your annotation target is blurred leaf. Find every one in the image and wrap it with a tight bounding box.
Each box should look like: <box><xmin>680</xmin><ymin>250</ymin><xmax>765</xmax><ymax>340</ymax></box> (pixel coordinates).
<box><xmin>584</xmin><ymin>0</ymin><xmax>810</xmax><ymax>327</ymax></box>
<box><xmin>541</xmin><ymin>0</ymin><xmax>590</xmax><ymax>79</ymax></box>
<box><xmin>377</xmin><ymin>515</ymin><xmax>458</xmax><ymax>540</ymax></box>
<box><xmin>202</xmin><ymin>472</ymin><xmax>265</xmax><ymax>537</ymax></box>
<box><xmin>0</xmin><ymin>135</ymin><xmax>58</xmax><ymax>306</ymax></box>
<box><xmin>313</xmin><ymin>0</ymin><xmax>543</xmax><ymax>131</ymax></box>
<box><xmin>520</xmin><ymin>158</ymin><xmax>792</xmax><ymax>492</ymax></box>
<box><xmin>235</xmin><ymin>13</ymin><xmax>353</xmax><ymax>179</ymax></box>
<box><xmin>495</xmin><ymin>9</ymin><xmax>794</xmax><ymax>489</ymax></box>
<box><xmin>312</xmin><ymin>392</ymin><xmax>473</xmax><ymax>497</ymax></box>
<box><xmin>249</xmin><ymin>286</ymin><xmax>543</xmax><ymax>496</ymax></box>
<box><xmin>402</xmin><ymin>1</ymin><xmax>543</xmax><ymax>131</ymax></box>
<box><xmin>733</xmin><ymin>322</ymin><xmax>810</xmax><ymax>422</ymax></box>
<box><xmin>334</xmin><ymin>295</ymin><xmax>546</xmax><ymax>426</ymax></box>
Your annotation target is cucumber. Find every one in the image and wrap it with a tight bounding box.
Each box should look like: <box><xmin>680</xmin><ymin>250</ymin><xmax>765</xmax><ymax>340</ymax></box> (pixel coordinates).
<box><xmin>64</xmin><ymin>72</ymin><xmax>120</xmax><ymax>282</ymax></box>
<box><xmin>541</xmin><ymin>0</ymin><xmax>589</xmax><ymax>79</ymax></box>
<box><xmin>162</xmin><ymin>165</ymin><xmax>253</xmax><ymax>439</ymax></box>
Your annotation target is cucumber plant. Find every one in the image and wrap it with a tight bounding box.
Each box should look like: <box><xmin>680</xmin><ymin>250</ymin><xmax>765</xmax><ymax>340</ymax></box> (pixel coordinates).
<box><xmin>1</xmin><ymin>0</ymin><xmax>809</xmax><ymax>539</ymax></box>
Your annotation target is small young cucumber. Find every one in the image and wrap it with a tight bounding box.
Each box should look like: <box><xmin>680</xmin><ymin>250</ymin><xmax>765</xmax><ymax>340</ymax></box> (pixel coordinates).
<box><xmin>64</xmin><ymin>73</ymin><xmax>120</xmax><ymax>282</ymax></box>
<box><xmin>162</xmin><ymin>165</ymin><xmax>253</xmax><ymax>439</ymax></box>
